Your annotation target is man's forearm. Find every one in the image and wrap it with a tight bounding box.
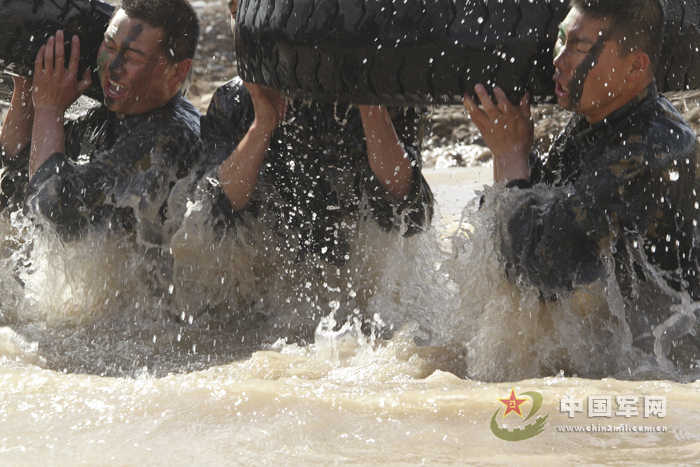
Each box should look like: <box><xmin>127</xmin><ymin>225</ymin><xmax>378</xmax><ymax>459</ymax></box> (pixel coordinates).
<box><xmin>493</xmin><ymin>152</ymin><xmax>530</xmax><ymax>183</ymax></box>
<box><xmin>29</xmin><ymin>107</ymin><xmax>65</xmax><ymax>177</ymax></box>
<box><xmin>217</xmin><ymin>122</ymin><xmax>272</xmax><ymax>211</ymax></box>
<box><xmin>0</xmin><ymin>84</ymin><xmax>34</xmax><ymax>159</ymax></box>
<box><xmin>360</xmin><ymin>106</ymin><xmax>413</xmax><ymax>199</ymax></box>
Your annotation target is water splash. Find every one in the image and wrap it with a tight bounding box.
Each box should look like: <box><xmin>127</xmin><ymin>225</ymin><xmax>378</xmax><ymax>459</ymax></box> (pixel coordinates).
<box><xmin>441</xmin><ymin>184</ymin><xmax>699</xmax><ymax>382</ymax></box>
<box><xmin>0</xmin><ymin>179</ymin><xmax>697</xmax><ymax>382</ymax></box>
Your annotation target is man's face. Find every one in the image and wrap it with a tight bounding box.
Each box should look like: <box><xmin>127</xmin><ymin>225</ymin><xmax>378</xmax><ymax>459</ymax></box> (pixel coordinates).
<box><xmin>96</xmin><ymin>9</ymin><xmax>178</xmax><ymax>115</ymax></box>
<box><xmin>553</xmin><ymin>7</ymin><xmax>637</xmax><ymax>123</ymax></box>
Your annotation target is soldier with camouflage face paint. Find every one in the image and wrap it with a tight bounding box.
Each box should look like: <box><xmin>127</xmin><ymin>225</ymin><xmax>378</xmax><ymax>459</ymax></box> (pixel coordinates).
<box><xmin>0</xmin><ymin>0</ymin><xmax>201</xmax><ymax>246</ymax></box>
<box><xmin>464</xmin><ymin>0</ymin><xmax>699</xmax><ymax>362</ymax></box>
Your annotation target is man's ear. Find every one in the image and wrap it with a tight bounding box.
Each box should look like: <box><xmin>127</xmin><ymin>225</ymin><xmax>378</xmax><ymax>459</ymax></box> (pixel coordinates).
<box><xmin>628</xmin><ymin>50</ymin><xmax>652</xmax><ymax>81</ymax></box>
<box><xmin>172</xmin><ymin>58</ymin><xmax>192</xmax><ymax>88</ymax></box>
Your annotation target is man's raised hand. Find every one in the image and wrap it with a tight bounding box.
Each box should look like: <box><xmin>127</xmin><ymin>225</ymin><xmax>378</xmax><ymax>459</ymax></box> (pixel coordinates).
<box><xmin>463</xmin><ymin>84</ymin><xmax>533</xmax><ymax>182</ymax></box>
<box><xmin>32</xmin><ymin>30</ymin><xmax>92</xmax><ymax>113</ymax></box>
<box><xmin>244</xmin><ymin>82</ymin><xmax>287</xmax><ymax>133</ymax></box>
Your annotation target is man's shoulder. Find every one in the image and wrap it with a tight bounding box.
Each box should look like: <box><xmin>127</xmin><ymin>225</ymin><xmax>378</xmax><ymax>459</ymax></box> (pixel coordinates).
<box><xmin>201</xmin><ymin>77</ymin><xmax>253</xmax><ymax>148</ymax></box>
<box><xmin>153</xmin><ymin>94</ymin><xmax>201</xmax><ymax>137</ymax></box>
<box><xmin>652</xmin><ymin>95</ymin><xmax>696</xmax><ymax>144</ymax></box>
<box><xmin>207</xmin><ymin>77</ymin><xmax>250</xmax><ymax>117</ymax></box>
<box><xmin>636</xmin><ymin>94</ymin><xmax>695</xmax><ymax>138</ymax></box>
<box><xmin>624</xmin><ymin>94</ymin><xmax>696</xmax><ymax>161</ymax></box>
<box><xmin>212</xmin><ymin>76</ymin><xmax>246</xmax><ymax>98</ymax></box>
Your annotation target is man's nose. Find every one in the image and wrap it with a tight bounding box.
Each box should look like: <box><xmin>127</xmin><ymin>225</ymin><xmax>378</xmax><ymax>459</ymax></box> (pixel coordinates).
<box><xmin>553</xmin><ymin>47</ymin><xmax>569</xmax><ymax>73</ymax></box>
<box><xmin>109</xmin><ymin>53</ymin><xmax>125</xmax><ymax>73</ymax></box>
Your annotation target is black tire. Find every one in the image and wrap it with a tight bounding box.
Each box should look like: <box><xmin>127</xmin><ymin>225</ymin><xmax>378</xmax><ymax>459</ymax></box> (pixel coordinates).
<box><xmin>235</xmin><ymin>0</ymin><xmax>568</xmax><ymax>105</ymax></box>
<box><xmin>658</xmin><ymin>0</ymin><xmax>700</xmax><ymax>91</ymax></box>
<box><xmin>236</xmin><ymin>0</ymin><xmax>700</xmax><ymax>105</ymax></box>
<box><xmin>0</xmin><ymin>0</ymin><xmax>114</xmax><ymax>101</ymax></box>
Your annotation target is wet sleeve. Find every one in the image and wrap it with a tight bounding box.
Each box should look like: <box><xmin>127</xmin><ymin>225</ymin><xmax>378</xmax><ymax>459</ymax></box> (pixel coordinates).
<box><xmin>187</xmin><ymin>166</ymin><xmax>246</xmax><ymax>233</ymax></box>
<box><xmin>196</xmin><ymin>83</ymin><xmax>259</xmax><ymax>228</ymax></box>
<box><xmin>493</xmin><ymin>184</ymin><xmax>603</xmax><ymax>292</ymax></box>
<box><xmin>63</xmin><ymin>110</ymin><xmax>93</xmax><ymax>158</ymax></box>
<box><xmin>2</xmin><ymin>111</ymin><xmax>95</xmax><ymax>212</ymax></box>
<box><xmin>25</xmin><ymin>127</ymin><xmax>199</xmax><ymax>243</ymax></box>
<box><xmin>493</xmin><ymin>143</ymin><xmax>659</xmax><ymax>292</ymax></box>
<box><xmin>200</xmin><ymin>82</ymin><xmax>255</xmax><ymax>166</ymax></box>
<box><xmin>359</xmin><ymin>107</ymin><xmax>434</xmax><ymax>236</ymax></box>
<box><xmin>0</xmin><ymin>144</ymin><xmax>30</xmax><ymax>211</ymax></box>
<box><xmin>24</xmin><ymin>153</ymin><xmax>95</xmax><ymax>237</ymax></box>
<box><xmin>0</xmin><ymin>144</ymin><xmax>29</xmax><ymax>171</ymax></box>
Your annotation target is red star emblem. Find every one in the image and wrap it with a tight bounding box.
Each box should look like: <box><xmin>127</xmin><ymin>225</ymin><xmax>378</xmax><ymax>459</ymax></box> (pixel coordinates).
<box><xmin>499</xmin><ymin>389</ymin><xmax>527</xmax><ymax>418</ymax></box>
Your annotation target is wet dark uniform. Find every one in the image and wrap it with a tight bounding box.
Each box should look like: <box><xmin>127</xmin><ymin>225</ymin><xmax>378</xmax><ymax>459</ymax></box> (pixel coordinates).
<box><xmin>493</xmin><ymin>83</ymin><xmax>699</xmax><ymax>358</ymax></box>
<box><xmin>192</xmin><ymin>77</ymin><xmax>434</xmax><ymax>265</ymax></box>
<box><xmin>1</xmin><ymin>95</ymin><xmax>200</xmax><ymax>245</ymax></box>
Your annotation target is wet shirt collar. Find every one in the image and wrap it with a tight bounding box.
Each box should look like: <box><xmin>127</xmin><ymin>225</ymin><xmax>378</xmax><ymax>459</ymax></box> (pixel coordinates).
<box><xmin>110</xmin><ymin>92</ymin><xmax>183</xmax><ymax>128</ymax></box>
<box><xmin>572</xmin><ymin>82</ymin><xmax>658</xmax><ymax>148</ymax></box>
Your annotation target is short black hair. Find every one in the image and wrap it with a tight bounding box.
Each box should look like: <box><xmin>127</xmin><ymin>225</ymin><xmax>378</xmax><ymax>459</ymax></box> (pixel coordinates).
<box><xmin>120</xmin><ymin>0</ymin><xmax>199</xmax><ymax>62</ymax></box>
<box><xmin>570</xmin><ymin>0</ymin><xmax>663</xmax><ymax>69</ymax></box>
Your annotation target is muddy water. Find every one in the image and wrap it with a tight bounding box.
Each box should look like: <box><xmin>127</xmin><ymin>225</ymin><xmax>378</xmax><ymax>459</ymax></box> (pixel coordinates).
<box><xmin>0</xmin><ymin>168</ymin><xmax>698</xmax><ymax>465</ymax></box>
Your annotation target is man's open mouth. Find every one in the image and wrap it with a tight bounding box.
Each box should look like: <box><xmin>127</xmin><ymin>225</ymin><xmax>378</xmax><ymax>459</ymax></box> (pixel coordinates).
<box><xmin>555</xmin><ymin>79</ymin><xmax>569</xmax><ymax>98</ymax></box>
<box><xmin>104</xmin><ymin>79</ymin><xmax>127</xmax><ymax>99</ymax></box>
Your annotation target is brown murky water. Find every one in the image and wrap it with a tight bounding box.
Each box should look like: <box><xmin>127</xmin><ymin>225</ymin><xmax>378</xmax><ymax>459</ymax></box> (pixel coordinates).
<box><xmin>0</xmin><ymin>170</ymin><xmax>697</xmax><ymax>465</ymax></box>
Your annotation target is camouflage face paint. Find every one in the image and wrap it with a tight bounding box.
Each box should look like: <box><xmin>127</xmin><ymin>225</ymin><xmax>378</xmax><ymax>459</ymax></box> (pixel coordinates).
<box><xmin>108</xmin><ymin>23</ymin><xmax>144</xmax><ymax>75</ymax></box>
<box><xmin>568</xmin><ymin>31</ymin><xmax>609</xmax><ymax>109</ymax></box>
<box><xmin>97</xmin><ymin>46</ymin><xmax>113</xmax><ymax>105</ymax></box>
<box><xmin>95</xmin><ymin>48</ymin><xmax>108</xmax><ymax>74</ymax></box>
